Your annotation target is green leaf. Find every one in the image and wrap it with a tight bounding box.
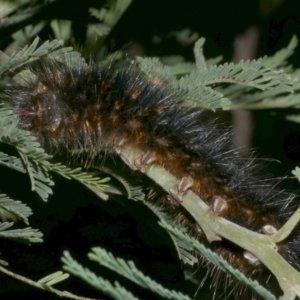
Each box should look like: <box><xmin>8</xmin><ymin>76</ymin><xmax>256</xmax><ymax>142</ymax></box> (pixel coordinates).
<box><xmin>38</xmin><ymin>271</ymin><xmax>70</xmax><ymax>286</ymax></box>
<box><xmin>286</xmin><ymin>114</ymin><xmax>300</xmax><ymax>124</ymax></box>
<box><xmin>0</xmin><ymin>38</ymin><xmax>65</xmax><ymax>76</ymax></box>
<box><xmin>263</xmin><ymin>35</ymin><xmax>298</xmax><ymax>69</ymax></box>
<box><xmin>62</xmin><ymin>251</ymin><xmax>139</xmax><ymax>300</ymax></box>
<box><xmin>181</xmin><ymin>58</ymin><xmax>294</xmax><ymax>91</ymax></box>
<box><xmin>0</xmin><ymin>193</ymin><xmax>32</xmax><ymax>224</ymax></box>
<box><xmin>50</xmin><ymin>20</ymin><xmax>72</xmax><ymax>41</ymax></box>
<box><xmin>50</xmin><ymin>163</ymin><xmax>109</xmax><ymax>191</ymax></box>
<box><xmin>88</xmin><ymin>247</ymin><xmax>192</xmax><ymax>300</ymax></box>
<box><xmin>0</xmin><ymin>152</ymin><xmax>26</xmax><ymax>173</ymax></box>
<box><xmin>13</xmin><ymin>22</ymin><xmax>47</xmax><ymax>44</ymax></box>
<box><xmin>160</xmin><ymin>220</ymin><xmax>277</xmax><ymax>300</ymax></box>
<box><xmin>0</xmin><ymin>226</ymin><xmax>43</xmax><ymax>243</ymax></box>
<box><xmin>181</xmin><ymin>84</ymin><xmax>231</xmax><ymax>110</ymax></box>
<box><xmin>193</xmin><ymin>38</ymin><xmax>207</xmax><ymax>71</ymax></box>
<box><xmin>136</xmin><ymin>56</ymin><xmax>176</xmax><ymax>84</ymax></box>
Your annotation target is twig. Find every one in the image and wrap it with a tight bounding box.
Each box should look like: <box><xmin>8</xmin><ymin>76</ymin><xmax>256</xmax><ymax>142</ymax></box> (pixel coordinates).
<box><xmin>0</xmin><ymin>264</ymin><xmax>100</xmax><ymax>300</ymax></box>
<box><xmin>270</xmin><ymin>206</ymin><xmax>300</xmax><ymax>243</ymax></box>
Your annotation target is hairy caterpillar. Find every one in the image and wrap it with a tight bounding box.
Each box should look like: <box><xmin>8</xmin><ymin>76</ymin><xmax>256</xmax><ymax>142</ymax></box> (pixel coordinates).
<box><xmin>2</xmin><ymin>56</ymin><xmax>299</xmax><ymax>299</ymax></box>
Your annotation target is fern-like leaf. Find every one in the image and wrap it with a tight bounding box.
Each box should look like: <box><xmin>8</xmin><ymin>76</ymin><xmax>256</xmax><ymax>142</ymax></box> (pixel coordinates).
<box><xmin>159</xmin><ymin>55</ymin><xmax>196</xmax><ymax>76</ymax></box>
<box><xmin>144</xmin><ymin>201</ymin><xmax>199</xmax><ymax>265</ymax></box>
<box><xmin>263</xmin><ymin>35</ymin><xmax>298</xmax><ymax>69</ymax></box>
<box><xmin>0</xmin><ymin>151</ymin><xmax>26</xmax><ymax>173</ymax></box>
<box><xmin>0</xmin><ymin>193</ymin><xmax>32</xmax><ymax>224</ymax></box>
<box><xmin>136</xmin><ymin>56</ymin><xmax>177</xmax><ymax>84</ymax></box>
<box><xmin>0</xmin><ymin>106</ymin><xmax>54</xmax><ymax>201</ymax></box>
<box><xmin>50</xmin><ymin>163</ymin><xmax>109</xmax><ymax>191</ymax></box>
<box><xmin>160</xmin><ymin>220</ymin><xmax>277</xmax><ymax>300</ymax></box>
<box><xmin>179</xmin><ymin>58</ymin><xmax>294</xmax><ymax>91</ymax></box>
<box><xmin>0</xmin><ymin>37</ymin><xmax>64</xmax><ymax>75</ymax></box>
<box><xmin>182</xmin><ymin>84</ymin><xmax>231</xmax><ymax>110</ymax></box>
<box><xmin>62</xmin><ymin>251</ymin><xmax>139</xmax><ymax>300</ymax></box>
<box><xmin>193</xmin><ymin>37</ymin><xmax>207</xmax><ymax>71</ymax></box>
<box><xmin>88</xmin><ymin>247</ymin><xmax>192</xmax><ymax>300</ymax></box>
<box><xmin>0</xmin><ymin>223</ymin><xmax>43</xmax><ymax>243</ymax></box>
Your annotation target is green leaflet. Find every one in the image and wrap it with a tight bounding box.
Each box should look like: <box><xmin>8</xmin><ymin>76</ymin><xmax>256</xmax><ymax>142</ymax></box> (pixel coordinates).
<box><xmin>62</xmin><ymin>247</ymin><xmax>192</xmax><ymax>300</ymax></box>
<box><xmin>0</xmin><ymin>226</ymin><xmax>43</xmax><ymax>243</ymax></box>
<box><xmin>137</xmin><ymin>37</ymin><xmax>298</xmax><ymax>111</ymax></box>
<box><xmin>263</xmin><ymin>35</ymin><xmax>298</xmax><ymax>69</ymax></box>
<box><xmin>89</xmin><ymin>247</ymin><xmax>192</xmax><ymax>300</ymax></box>
<box><xmin>62</xmin><ymin>251</ymin><xmax>139</xmax><ymax>300</ymax></box>
<box><xmin>0</xmin><ymin>106</ymin><xmax>54</xmax><ymax>201</ymax></box>
<box><xmin>0</xmin><ymin>38</ymin><xmax>63</xmax><ymax>75</ymax></box>
<box><xmin>0</xmin><ymin>193</ymin><xmax>32</xmax><ymax>224</ymax></box>
<box><xmin>0</xmin><ymin>194</ymin><xmax>43</xmax><ymax>244</ymax></box>
<box><xmin>160</xmin><ymin>220</ymin><xmax>277</xmax><ymax>300</ymax></box>
<box><xmin>0</xmin><ymin>37</ymin><xmax>89</xmax><ymax>80</ymax></box>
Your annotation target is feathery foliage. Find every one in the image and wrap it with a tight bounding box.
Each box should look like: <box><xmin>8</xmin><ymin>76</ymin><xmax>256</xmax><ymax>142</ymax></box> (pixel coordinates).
<box><xmin>62</xmin><ymin>248</ymin><xmax>192</xmax><ymax>300</ymax></box>
<box><xmin>62</xmin><ymin>251</ymin><xmax>140</xmax><ymax>300</ymax></box>
<box><xmin>137</xmin><ymin>36</ymin><xmax>300</xmax><ymax>111</ymax></box>
<box><xmin>0</xmin><ymin>223</ymin><xmax>43</xmax><ymax>243</ymax></box>
<box><xmin>88</xmin><ymin>247</ymin><xmax>192</xmax><ymax>300</ymax></box>
<box><xmin>160</xmin><ymin>220</ymin><xmax>277</xmax><ymax>300</ymax></box>
<box><xmin>0</xmin><ymin>37</ymin><xmax>63</xmax><ymax>75</ymax></box>
<box><xmin>0</xmin><ymin>193</ymin><xmax>32</xmax><ymax>224</ymax></box>
<box><xmin>0</xmin><ymin>193</ymin><xmax>43</xmax><ymax>243</ymax></box>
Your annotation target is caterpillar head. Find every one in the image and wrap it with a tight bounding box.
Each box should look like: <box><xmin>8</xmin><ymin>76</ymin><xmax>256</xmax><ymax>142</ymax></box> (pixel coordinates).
<box><xmin>4</xmin><ymin>61</ymin><xmax>104</xmax><ymax>154</ymax></box>
<box><xmin>15</xmin><ymin>81</ymin><xmax>63</xmax><ymax>133</ymax></box>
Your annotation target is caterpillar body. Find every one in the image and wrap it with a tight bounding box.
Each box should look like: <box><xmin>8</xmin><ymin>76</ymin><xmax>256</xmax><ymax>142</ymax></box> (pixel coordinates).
<box><xmin>3</xmin><ymin>56</ymin><xmax>299</xmax><ymax>299</ymax></box>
